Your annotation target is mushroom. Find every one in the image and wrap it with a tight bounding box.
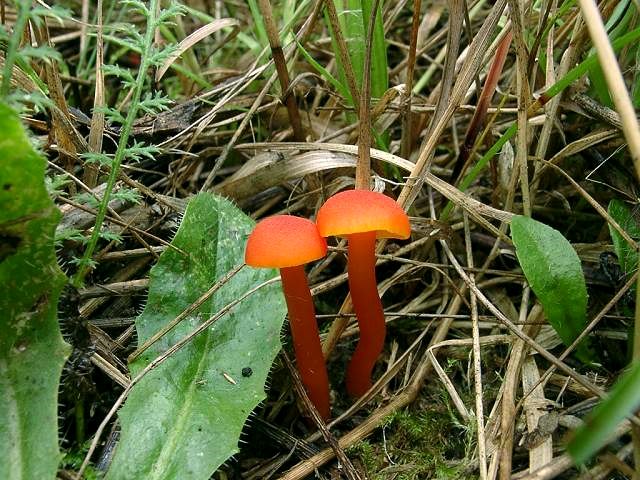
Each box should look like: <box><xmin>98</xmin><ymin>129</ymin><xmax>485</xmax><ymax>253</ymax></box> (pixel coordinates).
<box><xmin>316</xmin><ymin>190</ymin><xmax>410</xmax><ymax>397</ymax></box>
<box><xmin>245</xmin><ymin>215</ymin><xmax>331</xmax><ymax>420</ymax></box>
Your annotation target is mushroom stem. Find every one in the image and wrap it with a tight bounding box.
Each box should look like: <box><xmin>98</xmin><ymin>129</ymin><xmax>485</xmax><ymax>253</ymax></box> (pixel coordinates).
<box><xmin>345</xmin><ymin>231</ymin><xmax>385</xmax><ymax>397</ymax></box>
<box><xmin>279</xmin><ymin>266</ymin><xmax>331</xmax><ymax>420</ymax></box>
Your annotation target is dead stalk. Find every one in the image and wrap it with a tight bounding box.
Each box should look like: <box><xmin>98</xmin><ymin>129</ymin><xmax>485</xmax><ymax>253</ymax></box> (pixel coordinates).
<box><xmin>464</xmin><ymin>213</ymin><xmax>488</xmax><ymax>480</ymax></box>
<box><xmin>257</xmin><ymin>0</ymin><xmax>305</xmax><ymax>142</ymax></box>
<box><xmin>507</xmin><ymin>0</ymin><xmax>531</xmax><ymax>217</ymax></box>
<box><xmin>400</xmin><ymin>0</ymin><xmax>422</xmax><ymax>159</ymax></box>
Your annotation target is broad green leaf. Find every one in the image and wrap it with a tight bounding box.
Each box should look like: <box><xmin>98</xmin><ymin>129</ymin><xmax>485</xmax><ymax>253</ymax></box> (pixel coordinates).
<box><xmin>510</xmin><ymin>216</ymin><xmax>591</xmax><ymax>361</ymax></box>
<box><xmin>568</xmin><ymin>359</ymin><xmax>640</xmax><ymax>464</ymax></box>
<box><xmin>607</xmin><ymin>199</ymin><xmax>640</xmax><ymax>277</ymax></box>
<box><xmin>106</xmin><ymin>193</ymin><xmax>287</xmax><ymax>480</ymax></box>
<box><xmin>0</xmin><ymin>102</ymin><xmax>69</xmax><ymax>479</ymax></box>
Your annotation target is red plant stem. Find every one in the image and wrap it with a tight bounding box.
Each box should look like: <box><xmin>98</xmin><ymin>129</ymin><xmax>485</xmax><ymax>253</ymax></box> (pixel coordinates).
<box><xmin>451</xmin><ymin>29</ymin><xmax>513</xmax><ymax>184</ymax></box>
<box><xmin>279</xmin><ymin>266</ymin><xmax>330</xmax><ymax>420</ymax></box>
<box><xmin>345</xmin><ymin>231</ymin><xmax>385</xmax><ymax>397</ymax></box>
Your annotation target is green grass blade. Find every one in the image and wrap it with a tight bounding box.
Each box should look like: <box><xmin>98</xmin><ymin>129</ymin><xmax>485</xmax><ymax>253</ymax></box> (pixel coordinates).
<box><xmin>632</xmin><ymin>42</ymin><xmax>640</xmax><ymax>108</ymax></box>
<box><xmin>296</xmin><ymin>40</ymin><xmax>351</xmax><ymax>100</ymax></box>
<box><xmin>326</xmin><ymin>0</ymin><xmax>388</xmax><ymax>105</ymax></box>
<box><xmin>248</xmin><ymin>0</ymin><xmax>270</xmax><ymax>49</ymax></box>
<box><xmin>361</xmin><ymin>0</ymin><xmax>388</xmax><ymax>98</ymax></box>
<box><xmin>441</xmin><ymin>25</ymin><xmax>640</xmax><ymax>220</ymax></box>
<box><xmin>568</xmin><ymin>359</ymin><xmax>640</xmax><ymax>464</ymax></box>
<box><xmin>338</xmin><ymin>0</ymin><xmax>365</xmax><ymax>91</ymax></box>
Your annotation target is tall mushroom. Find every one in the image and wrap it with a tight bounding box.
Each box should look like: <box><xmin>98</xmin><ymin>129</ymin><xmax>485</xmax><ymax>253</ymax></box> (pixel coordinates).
<box><xmin>245</xmin><ymin>215</ymin><xmax>331</xmax><ymax>420</ymax></box>
<box><xmin>316</xmin><ymin>190</ymin><xmax>410</xmax><ymax>397</ymax></box>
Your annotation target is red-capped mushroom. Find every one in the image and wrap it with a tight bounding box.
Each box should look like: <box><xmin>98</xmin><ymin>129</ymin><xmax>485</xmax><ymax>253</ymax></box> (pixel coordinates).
<box><xmin>245</xmin><ymin>215</ymin><xmax>331</xmax><ymax>420</ymax></box>
<box><xmin>316</xmin><ymin>190</ymin><xmax>410</xmax><ymax>397</ymax></box>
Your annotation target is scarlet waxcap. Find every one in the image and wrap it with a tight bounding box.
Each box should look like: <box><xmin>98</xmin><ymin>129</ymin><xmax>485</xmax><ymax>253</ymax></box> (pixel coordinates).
<box><xmin>245</xmin><ymin>215</ymin><xmax>327</xmax><ymax>268</ymax></box>
<box><xmin>316</xmin><ymin>190</ymin><xmax>410</xmax><ymax>239</ymax></box>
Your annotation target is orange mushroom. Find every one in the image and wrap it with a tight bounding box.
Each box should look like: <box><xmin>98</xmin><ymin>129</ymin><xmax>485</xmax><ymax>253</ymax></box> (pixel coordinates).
<box><xmin>316</xmin><ymin>190</ymin><xmax>410</xmax><ymax>397</ymax></box>
<box><xmin>245</xmin><ymin>215</ymin><xmax>331</xmax><ymax>420</ymax></box>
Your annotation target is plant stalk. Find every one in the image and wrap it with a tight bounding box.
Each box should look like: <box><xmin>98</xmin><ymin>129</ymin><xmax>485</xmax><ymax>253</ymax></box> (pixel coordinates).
<box><xmin>323</xmin><ymin>0</ymin><xmax>361</xmax><ymax>110</ymax></box>
<box><xmin>355</xmin><ymin>0</ymin><xmax>381</xmax><ymax>190</ymax></box>
<box><xmin>72</xmin><ymin>0</ymin><xmax>161</xmax><ymax>286</ymax></box>
<box><xmin>400</xmin><ymin>0</ymin><xmax>422</xmax><ymax>160</ymax></box>
<box><xmin>257</xmin><ymin>0</ymin><xmax>305</xmax><ymax>142</ymax></box>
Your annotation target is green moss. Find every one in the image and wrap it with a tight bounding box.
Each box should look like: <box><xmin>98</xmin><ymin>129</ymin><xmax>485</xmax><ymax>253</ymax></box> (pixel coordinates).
<box><xmin>348</xmin><ymin>407</ymin><xmax>477</xmax><ymax>479</ymax></box>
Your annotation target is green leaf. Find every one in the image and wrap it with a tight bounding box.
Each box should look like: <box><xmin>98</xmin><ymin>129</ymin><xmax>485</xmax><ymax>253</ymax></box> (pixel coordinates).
<box><xmin>123</xmin><ymin>140</ymin><xmax>160</xmax><ymax>163</ymax></box>
<box><xmin>0</xmin><ymin>102</ymin><xmax>69</xmax><ymax>479</ymax></box>
<box><xmin>111</xmin><ymin>187</ymin><xmax>142</xmax><ymax>205</ymax></box>
<box><xmin>137</xmin><ymin>92</ymin><xmax>171</xmax><ymax>116</ymax></box>
<box><xmin>510</xmin><ymin>215</ymin><xmax>591</xmax><ymax>361</ymax></box>
<box><xmin>19</xmin><ymin>45</ymin><xmax>63</xmax><ymax>63</ymax></box>
<box><xmin>295</xmin><ymin>40</ymin><xmax>351</xmax><ymax>101</ymax></box>
<box><xmin>120</xmin><ymin>0</ymin><xmax>150</xmax><ymax>16</ymax></box>
<box><xmin>607</xmin><ymin>199</ymin><xmax>640</xmax><ymax>277</ymax></box>
<box><xmin>81</xmin><ymin>151</ymin><xmax>114</xmax><ymax>167</ymax></box>
<box><xmin>326</xmin><ymin>0</ymin><xmax>388</xmax><ymax>106</ymax></box>
<box><xmin>247</xmin><ymin>0</ymin><xmax>269</xmax><ymax>50</ymax></box>
<box><xmin>361</xmin><ymin>0</ymin><xmax>388</xmax><ymax>99</ymax></box>
<box><xmin>106</xmin><ymin>193</ymin><xmax>287</xmax><ymax>480</ymax></box>
<box><xmin>568</xmin><ymin>359</ymin><xmax>640</xmax><ymax>464</ymax></box>
<box><xmin>102</xmin><ymin>64</ymin><xmax>135</xmax><ymax>84</ymax></box>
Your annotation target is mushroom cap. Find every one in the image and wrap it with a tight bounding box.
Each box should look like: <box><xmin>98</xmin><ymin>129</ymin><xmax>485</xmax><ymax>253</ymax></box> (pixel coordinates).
<box><xmin>316</xmin><ymin>190</ymin><xmax>410</xmax><ymax>239</ymax></box>
<box><xmin>245</xmin><ymin>215</ymin><xmax>327</xmax><ymax>268</ymax></box>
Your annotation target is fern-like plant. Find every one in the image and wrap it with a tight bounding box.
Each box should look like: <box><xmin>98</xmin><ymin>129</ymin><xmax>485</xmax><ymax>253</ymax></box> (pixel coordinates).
<box><xmin>0</xmin><ymin>0</ymin><xmax>71</xmax><ymax>109</ymax></box>
<box><xmin>71</xmin><ymin>0</ymin><xmax>186</xmax><ymax>286</ymax></box>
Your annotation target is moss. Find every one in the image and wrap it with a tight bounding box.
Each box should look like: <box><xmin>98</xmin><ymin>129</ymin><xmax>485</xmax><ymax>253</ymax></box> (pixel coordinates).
<box><xmin>348</xmin><ymin>407</ymin><xmax>477</xmax><ymax>479</ymax></box>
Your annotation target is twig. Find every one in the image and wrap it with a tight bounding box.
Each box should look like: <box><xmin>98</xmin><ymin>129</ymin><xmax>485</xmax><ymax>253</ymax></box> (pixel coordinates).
<box><xmin>355</xmin><ymin>0</ymin><xmax>382</xmax><ymax>189</ymax></box>
<box><xmin>322</xmin><ymin>0</ymin><xmax>361</xmax><ymax>110</ymax></box>
<box><xmin>464</xmin><ymin>212</ymin><xmax>488</xmax><ymax>480</ymax></box>
<box><xmin>400</xmin><ymin>0</ymin><xmax>422</xmax><ymax>159</ymax></box>
<box><xmin>498</xmin><ymin>287</ymin><xmax>532</xmax><ymax>480</ymax></box>
<box><xmin>78</xmin><ymin>278</ymin><xmax>149</xmax><ymax>299</ymax></box>
<box><xmin>507</xmin><ymin>0</ymin><xmax>531</xmax><ymax>217</ymax></box>
<box><xmin>257</xmin><ymin>0</ymin><xmax>305</xmax><ymax>141</ymax></box>
<box><xmin>282</xmin><ymin>352</ymin><xmax>364</xmax><ymax>480</ymax></box>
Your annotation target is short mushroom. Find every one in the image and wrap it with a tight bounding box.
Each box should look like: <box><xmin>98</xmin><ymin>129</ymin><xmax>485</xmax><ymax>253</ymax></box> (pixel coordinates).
<box><xmin>316</xmin><ymin>190</ymin><xmax>410</xmax><ymax>397</ymax></box>
<box><xmin>245</xmin><ymin>215</ymin><xmax>331</xmax><ymax>420</ymax></box>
